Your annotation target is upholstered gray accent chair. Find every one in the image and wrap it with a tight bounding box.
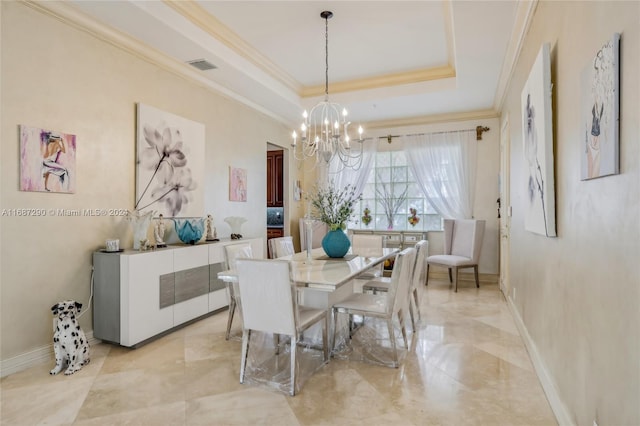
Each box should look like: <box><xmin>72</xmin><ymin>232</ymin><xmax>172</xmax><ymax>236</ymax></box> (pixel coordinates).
<box><xmin>426</xmin><ymin>219</ymin><xmax>485</xmax><ymax>292</ymax></box>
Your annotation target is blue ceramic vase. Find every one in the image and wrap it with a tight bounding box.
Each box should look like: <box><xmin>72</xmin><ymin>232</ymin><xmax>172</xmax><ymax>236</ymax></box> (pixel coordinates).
<box><xmin>322</xmin><ymin>229</ymin><xmax>351</xmax><ymax>258</ymax></box>
<box><xmin>173</xmin><ymin>218</ymin><xmax>205</xmax><ymax>245</ymax></box>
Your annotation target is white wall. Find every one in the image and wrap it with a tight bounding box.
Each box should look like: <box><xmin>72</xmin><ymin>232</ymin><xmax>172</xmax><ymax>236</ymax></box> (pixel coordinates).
<box><xmin>0</xmin><ymin>2</ymin><xmax>292</xmax><ymax>360</ymax></box>
<box><xmin>502</xmin><ymin>2</ymin><xmax>639</xmax><ymax>425</ymax></box>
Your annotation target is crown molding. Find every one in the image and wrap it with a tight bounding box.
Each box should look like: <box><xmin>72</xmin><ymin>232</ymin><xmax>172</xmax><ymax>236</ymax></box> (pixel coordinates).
<box><xmin>20</xmin><ymin>0</ymin><xmax>291</xmax><ymax>126</ymax></box>
<box><xmin>365</xmin><ymin>108</ymin><xmax>498</xmax><ymax>130</ymax></box>
<box><xmin>493</xmin><ymin>0</ymin><xmax>539</xmax><ymax>112</ymax></box>
<box><xmin>163</xmin><ymin>0</ymin><xmax>301</xmax><ymax>94</ymax></box>
<box><xmin>443</xmin><ymin>0</ymin><xmax>457</xmax><ymax>70</ymax></box>
<box><xmin>301</xmin><ymin>65</ymin><xmax>456</xmax><ymax>98</ymax></box>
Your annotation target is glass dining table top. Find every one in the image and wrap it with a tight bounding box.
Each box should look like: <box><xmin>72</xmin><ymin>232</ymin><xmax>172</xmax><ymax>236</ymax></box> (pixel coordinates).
<box><xmin>217</xmin><ymin>247</ymin><xmax>398</xmax><ymax>292</ymax></box>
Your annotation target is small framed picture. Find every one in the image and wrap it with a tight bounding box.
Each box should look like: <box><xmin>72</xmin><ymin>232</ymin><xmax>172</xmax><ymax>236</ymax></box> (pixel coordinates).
<box><xmin>229</xmin><ymin>167</ymin><xmax>247</xmax><ymax>202</ymax></box>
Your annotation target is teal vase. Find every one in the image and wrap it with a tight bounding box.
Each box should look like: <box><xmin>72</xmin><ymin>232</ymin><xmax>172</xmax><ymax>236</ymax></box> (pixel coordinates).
<box><xmin>322</xmin><ymin>229</ymin><xmax>351</xmax><ymax>258</ymax></box>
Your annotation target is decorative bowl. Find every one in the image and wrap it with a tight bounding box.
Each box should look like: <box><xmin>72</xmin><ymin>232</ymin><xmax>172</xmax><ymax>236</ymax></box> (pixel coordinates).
<box><xmin>173</xmin><ymin>218</ymin><xmax>205</xmax><ymax>245</ymax></box>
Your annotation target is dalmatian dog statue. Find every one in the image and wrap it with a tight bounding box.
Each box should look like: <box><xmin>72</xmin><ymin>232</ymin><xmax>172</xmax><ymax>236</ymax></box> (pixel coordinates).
<box><xmin>50</xmin><ymin>300</ymin><xmax>90</xmax><ymax>375</ymax></box>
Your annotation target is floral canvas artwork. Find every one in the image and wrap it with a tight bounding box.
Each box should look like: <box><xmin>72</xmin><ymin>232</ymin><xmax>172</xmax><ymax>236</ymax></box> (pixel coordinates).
<box><xmin>521</xmin><ymin>43</ymin><xmax>556</xmax><ymax>237</ymax></box>
<box><xmin>581</xmin><ymin>33</ymin><xmax>620</xmax><ymax>180</ymax></box>
<box><xmin>229</xmin><ymin>167</ymin><xmax>247</xmax><ymax>202</ymax></box>
<box><xmin>135</xmin><ymin>103</ymin><xmax>205</xmax><ymax>217</ymax></box>
<box><xmin>20</xmin><ymin>125</ymin><xmax>76</xmax><ymax>193</ymax></box>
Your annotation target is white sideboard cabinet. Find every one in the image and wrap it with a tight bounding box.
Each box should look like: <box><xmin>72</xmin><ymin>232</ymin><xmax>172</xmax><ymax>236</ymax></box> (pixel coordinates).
<box><xmin>93</xmin><ymin>237</ymin><xmax>263</xmax><ymax>347</ymax></box>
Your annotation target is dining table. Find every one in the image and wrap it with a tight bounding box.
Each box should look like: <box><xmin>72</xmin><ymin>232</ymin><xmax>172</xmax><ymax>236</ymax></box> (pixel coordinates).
<box><xmin>217</xmin><ymin>247</ymin><xmax>399</xmax><ymax>344</ymax></box>
<box><xmin>217</xmin><ymin>247</ymin><xmax>398</xmax><ymax>299</ymax></box>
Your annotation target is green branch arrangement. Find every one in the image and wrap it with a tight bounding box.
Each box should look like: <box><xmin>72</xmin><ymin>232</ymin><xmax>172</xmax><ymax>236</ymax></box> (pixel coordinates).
<box><xmin>308</xmin><ymin>183</ymin><xmax>361</xmax><ymax>231</ymax></box>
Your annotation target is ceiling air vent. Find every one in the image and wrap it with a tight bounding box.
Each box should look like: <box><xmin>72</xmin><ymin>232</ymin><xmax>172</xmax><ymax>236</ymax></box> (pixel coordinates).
<box><xmin>187</xmin><ymin>59</ymin><xmax>217</xmax><ymax>71</ymax></box>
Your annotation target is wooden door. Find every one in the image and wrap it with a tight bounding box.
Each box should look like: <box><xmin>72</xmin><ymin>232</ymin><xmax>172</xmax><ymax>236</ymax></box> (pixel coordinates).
<box><xmin>266</xmin><ymin>150</ymin><xmax>284</xmax><ymax>207</ymax></box>
<box><xmin>266</xmin><ymin>151</ymin><xmax>275</xmax><ymax>207</ymax></box>
<box><xmin>274</xmin><ymin>151</ymin><xmax>284</xmax><ymax>206</ymax></box>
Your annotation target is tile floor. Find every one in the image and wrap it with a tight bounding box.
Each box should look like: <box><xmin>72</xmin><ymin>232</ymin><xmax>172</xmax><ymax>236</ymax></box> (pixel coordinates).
<box><xmin>1</xmin><ymin>278</ymin><xmax>557</xmax><ymax>425</ymax></box>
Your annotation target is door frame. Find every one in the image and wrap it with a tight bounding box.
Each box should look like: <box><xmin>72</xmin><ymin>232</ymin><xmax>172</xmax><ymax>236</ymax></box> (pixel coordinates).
<box><xmin>499</xmin><ymin>116</ymin><xmax>511</xmax><ymax>299</ymax></box>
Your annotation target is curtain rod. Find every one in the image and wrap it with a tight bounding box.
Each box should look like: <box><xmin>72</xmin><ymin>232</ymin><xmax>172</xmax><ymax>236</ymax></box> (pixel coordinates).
<box><xmin>366</xmin><ymin>125</ymin><xmax>490</xmax><ymax>143</ymax></box>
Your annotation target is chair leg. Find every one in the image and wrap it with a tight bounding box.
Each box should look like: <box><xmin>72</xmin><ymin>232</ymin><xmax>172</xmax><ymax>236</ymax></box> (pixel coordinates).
<box><xmin>274</xmin><ymin>334</ymin><xmax>280</xmax><ymax>355</ymax></box>
<box><xmin>413</xmin><ymin>288</ymin><xmax>421</xmax><ymax>321</ymax></box>
<box><xmin>240</xmin><ymin>329</ymin><xmax>251</xmax><ymax>384</ymax></box>
<box><xmin>398</xmin><ymin>309</ymin><xmax>408</xmax><ymax>349</ymax></box>
<box><xmin>225</xmin><ymin>297</ymin><xmax>236</xmax><ymax>340</ymax></box>
<box><xmin>425</xmin><ymin>264</ymin><xmax>430</xmax><ymax>286</ymax></box>
<box><xmin>290</xmin><ymin>335</ymin><xmax>297</xmax><ymax>396</ymax></box>
<box><xmin>408</xmin><ymin>301</ymin><xmax>416</xmax><ymax>331</ymax></box>
<box><xmin>387</xmin><ymin>319</ymin><xmax>398</xmax><ymax>368</ymax></box>
<box><xmin>331</xmin><ymin>308</ymin><xmax>339</xmax><ymax>353</ymax></box>
<box><xmin>448</xmin><ymin>268</ymin><xmax>453</xmax><ymax>283</ymax></box>
<box><xmin>474</xmin><ymin>265</ymin><xmax>480</xmax><ymax>288</ymax></box>
<box><xmin>322</xmin><ymin>314</ymin><xmax>329</xmax><ymax>362</ymax></box>
<box><xmin>453</xmin><ymin>267</ymin><xmax>459</xmax><ymax>292</ymax></box>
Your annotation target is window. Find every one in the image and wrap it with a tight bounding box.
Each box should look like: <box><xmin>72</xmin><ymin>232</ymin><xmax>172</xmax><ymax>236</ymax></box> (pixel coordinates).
<box><xmin>349</xmin><ymin>151</ymin><xmax>443</xmax><ymax>231</ymax></box>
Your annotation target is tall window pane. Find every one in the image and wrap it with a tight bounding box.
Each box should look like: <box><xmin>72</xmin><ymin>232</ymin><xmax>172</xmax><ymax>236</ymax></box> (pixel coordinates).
<box><xmin>350</xmin><ymin>150</ymin><xmax>442</xmax><ymax>231</ymax></box>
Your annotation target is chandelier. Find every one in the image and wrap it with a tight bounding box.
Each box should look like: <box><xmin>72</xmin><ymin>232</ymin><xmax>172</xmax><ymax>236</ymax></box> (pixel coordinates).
<box><xmin>291</xmin><ymin>11</ymin><xmax>365</xmax><ymax>171</ymax></box>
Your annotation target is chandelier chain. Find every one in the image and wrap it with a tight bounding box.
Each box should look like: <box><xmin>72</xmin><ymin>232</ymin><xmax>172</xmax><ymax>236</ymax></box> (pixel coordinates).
<box><xmin>325</xmin><ymin>14</ymin><xmax>329</xmax><ymax>98</ymax></box>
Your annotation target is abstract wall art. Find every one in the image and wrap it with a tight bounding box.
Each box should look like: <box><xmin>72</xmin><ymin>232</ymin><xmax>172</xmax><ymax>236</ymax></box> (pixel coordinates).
<box><xmin>20</xmin><ymin>125</ymin><xmax>76</xmax><ymax>194</ymax></box>
<box><xmin>581</xmin><ymin>33</ymin><xmax>620</xmax><ymax>180</ymax></box>
<box><xmin>135</xmin><ymin>103</ymin><xmax>205</xmax><ymax>217</ymax></box>
<box><xmin>229</xmin><ymin>167</ymin><xmax>247</xmax><ymax>202</ymax></box>
<box><xmin>521</xmin><ymin>43</ymin><xmax>556</xmax><ymax>237</ymax></box>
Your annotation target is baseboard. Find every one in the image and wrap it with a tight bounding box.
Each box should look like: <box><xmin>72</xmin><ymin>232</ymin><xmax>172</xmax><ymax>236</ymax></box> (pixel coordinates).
<box><xmin>427</xmin><ymin>270</ymin><xmax>499</xmax><ymax>284</ymax></box>
<box><xmin>506</xmin><ymin>297</ymin><xmax>573</xmax><ymax>426</ymax></box>
<box><xmin>0</xmin><ymin>331</ymin><xmax>100</xmax><ymax>378</ymax></box>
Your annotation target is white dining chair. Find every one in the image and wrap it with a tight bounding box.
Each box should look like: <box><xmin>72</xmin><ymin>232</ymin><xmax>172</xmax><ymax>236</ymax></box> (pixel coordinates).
<box><xmin>268</xmin><ymin>236</ymin><xmax>295</xmax><ymax>259</ymax></box>
<box><xmin>331</xmin><ymin>247</ymin><xmax>416</xmax><ymax>367</ymax></box>
<box><xmin>236</xmin><ymin>258</ymin><xmax>329</xmax><ymax>396</ymax></box>
<box><xmin>426</xmin><ymin>219</ymin><xmax>485</xmax><ymax>292</ymax></box>
<box><xmin>362</xmin><ymin>240</ymin><xmax>429</xmax><ymax>329</ymax></box>
<box><xmin>351</xmin><ymin>234</ymin><xmax>385</xmax><ymax>279</ymax></box>
<box><xmin>224</xmin><ymin>243</ymin><xmax>254</xmax><ymax>340</ymax></box>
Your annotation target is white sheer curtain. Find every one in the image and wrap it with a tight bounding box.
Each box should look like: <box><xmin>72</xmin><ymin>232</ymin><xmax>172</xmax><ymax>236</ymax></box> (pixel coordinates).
<box><xmin>325</xmin><ymin>140</ymin><xmax>377</xmax><ymax>198</ymax></box>
<box><xmin>403</xmin><ymin>130</ymin><xmax>477</xmax><ymax>219</ymax></box>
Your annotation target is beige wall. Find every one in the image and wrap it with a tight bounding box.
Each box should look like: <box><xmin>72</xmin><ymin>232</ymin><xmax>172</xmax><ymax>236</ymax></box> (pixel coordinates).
<box><xmin>501</xmin><ymin>2</ymin><xmax>639</xmax><ymax>425</ymax></box>
<box><xmin>0</xmin><ymin>2</ymin><xmax>294</xmax><ymax>360</ymax></box>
